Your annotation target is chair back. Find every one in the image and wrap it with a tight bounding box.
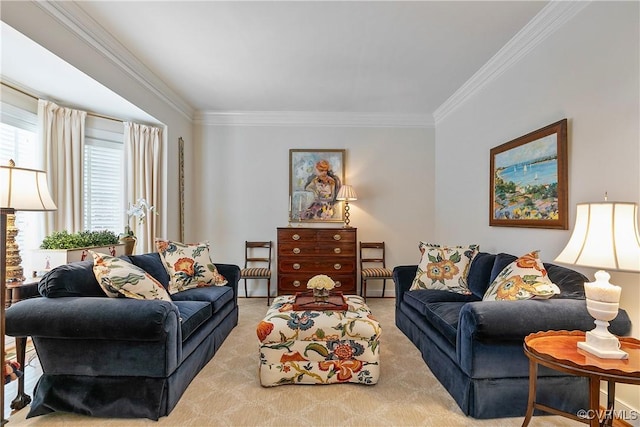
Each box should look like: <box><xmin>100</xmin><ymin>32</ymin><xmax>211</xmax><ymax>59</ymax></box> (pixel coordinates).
<box><xmin>245</xmin><ymin>241</ymin><xmax>272</xmax><ymax>270</ymax></box>
<box><xmin>360</xmin><ymin>242</ymin><xmax>387</xmax><ymax>270</ymax></box>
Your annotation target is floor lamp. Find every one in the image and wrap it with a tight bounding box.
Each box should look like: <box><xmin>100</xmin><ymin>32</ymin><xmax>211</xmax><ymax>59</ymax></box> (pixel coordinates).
<box><xmin>1</xmin><ymin>160</ymin><xmax>56</xmax><ymax>424</ymax></box>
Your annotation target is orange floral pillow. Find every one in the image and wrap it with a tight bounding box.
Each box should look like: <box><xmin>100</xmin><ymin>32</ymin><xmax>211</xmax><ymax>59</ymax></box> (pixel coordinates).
<box><xmin>482</xmin><ymin>251</ymin><xmax>560</xmax><ymax>301</ymax></box>
<box><xmin>155</xmin><ymin>239</ymin><xmax>227</xmax><ymax>294</ymax></box>
<box><xmin>410</xmin><ymin>243</ymin><xmax>479</xmax><ymax>295</ymax></box>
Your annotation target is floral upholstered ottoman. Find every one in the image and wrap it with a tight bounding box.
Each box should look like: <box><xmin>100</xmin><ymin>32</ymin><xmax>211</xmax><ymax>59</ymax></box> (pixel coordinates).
<box><xmin>257</xmin><ymin>294</ymin><xmax>381</xmax><ymax>386</ymax></box>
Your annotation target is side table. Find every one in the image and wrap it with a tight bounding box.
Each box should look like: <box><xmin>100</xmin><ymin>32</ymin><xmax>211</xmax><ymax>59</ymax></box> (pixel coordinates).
<box><xmin>5</xmin><ymin>278</ymin><xmax>40</xmax><ymax>412</ymax></box>
<box><xmin>522</xmin><ymin>330</ymin><xmax>640</xmax><ymax>427</ymax></box>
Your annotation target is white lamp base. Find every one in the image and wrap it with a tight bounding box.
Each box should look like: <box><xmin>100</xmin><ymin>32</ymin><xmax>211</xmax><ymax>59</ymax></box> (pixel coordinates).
<box><xmin>578</xmin><ymin>328</ymin><xmax>628</xmax><ymax>359</ymax></box>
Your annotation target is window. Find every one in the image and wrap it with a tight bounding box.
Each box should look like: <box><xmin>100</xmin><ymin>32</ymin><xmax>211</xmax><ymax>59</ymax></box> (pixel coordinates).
<box><xmin>0</xmin><ymin>99</ymin><xmax>42</xmax><ymax>275</ymax></box>
<box><xmin>2</xmin><ymin>87</ymin><xmax>127</xmax><ymax>251</ymax></box>
<box><xmin>83</xmin><ymin>121</ymin><xmax>125</xmax><ymax>233</ymax></box>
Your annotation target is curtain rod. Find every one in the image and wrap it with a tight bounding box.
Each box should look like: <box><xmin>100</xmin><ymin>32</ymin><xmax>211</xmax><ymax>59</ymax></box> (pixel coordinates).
<box><xmin>1</xmin><ymin>81</ymin><xmax>124</xmax><ymax>124</ymax></box>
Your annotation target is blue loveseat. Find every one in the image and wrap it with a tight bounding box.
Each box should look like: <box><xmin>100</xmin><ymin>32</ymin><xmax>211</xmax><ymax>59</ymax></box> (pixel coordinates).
<box><xmin>394</xmin><ymin>251</ymin><xmax>632</xmax><ymax>419</ymax></box>
<box><xmin>5</xmin><ymin>252</ymin><xmax>240</xmax><ymax>420</ymax></box>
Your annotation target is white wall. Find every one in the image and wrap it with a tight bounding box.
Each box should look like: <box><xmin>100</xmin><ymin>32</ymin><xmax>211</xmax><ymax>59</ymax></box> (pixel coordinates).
<box><xmin>435</xmin><ymin>2</ymin><xmax>639</xmax><ymax>414</ymax></box>
<box><xmin>192</xmin><ymin>123</ymin><xmax>434</xmax><ymax>296</ymax></box>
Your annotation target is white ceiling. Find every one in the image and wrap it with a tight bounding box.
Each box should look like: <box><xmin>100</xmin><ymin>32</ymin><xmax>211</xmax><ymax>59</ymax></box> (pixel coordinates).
<box><xmin>2</xmin><ymin>1</ymin><xmax>549</xmax><ymax>123</ymax></box>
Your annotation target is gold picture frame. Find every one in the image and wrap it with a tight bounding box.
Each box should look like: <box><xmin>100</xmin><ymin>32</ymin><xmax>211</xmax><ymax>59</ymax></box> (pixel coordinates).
<box><xmin>289</xmin><ymin>149</ymin><xmax>345</xmax><ymax>223</ymax></box>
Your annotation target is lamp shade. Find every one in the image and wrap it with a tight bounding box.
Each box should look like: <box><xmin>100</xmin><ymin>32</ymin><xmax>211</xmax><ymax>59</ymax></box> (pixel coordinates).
<box><xmin>336</xmin><ymin>185</ymin><xmax>357</xmax><ymax>201</ymax></box>
<box><xmin>555</xmin><ymin>202</ymin><xmax>640</xmax><ymax>272</ymax></box>
<box><xmin>0</xmin><ymin>161</ymin><xmax>57</xmax><ymax>211</ymax></box>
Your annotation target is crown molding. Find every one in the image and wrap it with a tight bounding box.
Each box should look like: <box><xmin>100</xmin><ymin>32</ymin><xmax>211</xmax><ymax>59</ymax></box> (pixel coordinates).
<box><xmin>194</xmin><ymin>110</ymin><xmax>434</xmax><ymax>128</ymax></box>
<box><xmin>433</xmin><ymin>0</ymin><xmax>590</xmax><ymax>125</ymax></box>
<box><xmin>34</xmin><ymin>1</ymin><xmax>194</xmax><ymax>122</ymax></box>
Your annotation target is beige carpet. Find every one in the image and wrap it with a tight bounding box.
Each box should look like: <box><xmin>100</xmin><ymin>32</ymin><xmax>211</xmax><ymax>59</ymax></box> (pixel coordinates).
<box><xmin>6</xmin><ymin>297</ymin><xmax>573</xmax><ymax>427</ymax></box>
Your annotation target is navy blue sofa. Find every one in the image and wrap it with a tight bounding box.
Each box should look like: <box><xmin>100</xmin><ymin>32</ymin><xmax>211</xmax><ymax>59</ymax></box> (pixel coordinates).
<box><xmin>394</xmin><ymin>252</ymin><xmax>632</xmax><ymax>419</ymax></box>
<box><xmin>5</xmin><ymin>252</ymin><xmax>240</xmax><ymax>420</ymax></box>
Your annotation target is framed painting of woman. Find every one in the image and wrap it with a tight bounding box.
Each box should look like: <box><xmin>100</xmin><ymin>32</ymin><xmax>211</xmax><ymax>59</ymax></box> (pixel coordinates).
<box><xmin>289</xmin><ymin>149</ymin><xmax>345</xmax><ymax>223</ymax></box>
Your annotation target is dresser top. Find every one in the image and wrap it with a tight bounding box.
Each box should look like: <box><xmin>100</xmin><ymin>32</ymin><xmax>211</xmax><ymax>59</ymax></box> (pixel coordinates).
<box><xmin>278</xmin><ymin>226</ymin><xmax>356</xmax><ymax>231</ymax></box>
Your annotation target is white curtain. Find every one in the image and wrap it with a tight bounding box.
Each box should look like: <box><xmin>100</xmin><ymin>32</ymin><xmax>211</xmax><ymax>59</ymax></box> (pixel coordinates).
<box><xmin>38</xmin><ymin>99</ymin><xmax>86</xmax><ymax>234</ymax></box>
<box><xmin>124</xmin><ymin>122</ymin><xmax>162</xmax><ymax>254</ymax></box>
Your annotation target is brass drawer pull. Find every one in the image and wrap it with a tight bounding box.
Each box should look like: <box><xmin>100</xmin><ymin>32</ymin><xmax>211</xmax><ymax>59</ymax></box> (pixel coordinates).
<box><xmin>334</xmin><ymin>247</ymin><xmax>341</xmax><ymax>254</ymax></box>
<box><xmin>335</xmin><ymin>281</ymin><xmax>341</xmax><ymax>287</ymax></box>
<box><xmin>293</xmin><ymin>280</ymin><xmax>301</xmax><ymax>287</ymax></box>
<box><xmin>333</xmin><ymin>234</ymin><xmax>341</xmax><ymax>241</ymax></box>
<box><xmin>293</xmin><ymin>263</ymin><xmax>301</xmax><ymax>270</ymax></box>
<box><xmin>334</xmin><ymin>263</ymin><xmax>342</xmax><ymax>270</ymax></box>
<box><xmin>292</xmin><ymin>234</ymin><xmax>300</xmax><ymax>241</ymax></box>
<box><xmin>293</xmin><ymin>248</ymin><xmax>300</xmax><ymax>254</ymax></box>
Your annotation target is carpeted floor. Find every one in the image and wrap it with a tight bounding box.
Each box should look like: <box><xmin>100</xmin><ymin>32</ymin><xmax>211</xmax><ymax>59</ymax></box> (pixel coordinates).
<box><xmin>6</xmin><ymin>297</ymin><xmax>574</xmax><ymax>426</ymax></box>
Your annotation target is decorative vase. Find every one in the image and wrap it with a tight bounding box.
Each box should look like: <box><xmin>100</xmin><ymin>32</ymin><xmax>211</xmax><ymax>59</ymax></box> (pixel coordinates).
<box><xmin>119</xmin><ymin>236</ymin><xmax>137</xmax><ymax>255</ymax></box>
<box><xmin>312</xmin><ymin>288</ymin><xmax>330</xmax><ymax>302</ymax></box>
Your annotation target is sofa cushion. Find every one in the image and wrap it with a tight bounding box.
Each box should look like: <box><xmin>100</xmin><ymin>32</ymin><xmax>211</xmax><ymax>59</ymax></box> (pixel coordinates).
<box><xmin>489</xmin><ymin>253</ymin><xmax>517</xmax><ymax>284</ymax></box>
<box><xmin>410</xmin><ymin>243</ymin><xmax>479</xmax><ymax>295</ymax></box>
<box><xmin>483</xmin><ymin>251</ymin><xmax>560</xmax><ymax>301</ymax></box>
<box><xmin>170</xmin><ymin>285</ymin><xmax>234</xmax><ymax>314</ymax></box>
<box><xmin>466</xmin><ymin>252</ymin><xmax>497</xmax><ymax>299</ymax></box>
<box><xmin>545</xmin><ymin>263</ymin><xmax>587</xmax><ymax>299</ymax></box>
<box><xmin>173</xmin><ymin>301</ymin><xmax>212</xmax><ymax>342</ymax></box>
<box><xmin>127</xmin><ymin>252</ymin><xmax>170</xmax><ymax>289</ymax></box>
<box><xmin>91</xmin><ymin>251</ymin><xmax>172</xmax><ymax>301</ymax></box>
<box><xmin>39</xmin><ymin>260</ymin><xmax>104</xmax><ymax>298</ymax></box>
<box><xmin>155</xmin><ymin>239</ymin><xmax>228</xmax><ymax>294</ymax></box>
<box><xmin>404</xmin><ymin>291</ymin><xmax>468</xmax><ymax>346</ymax></box>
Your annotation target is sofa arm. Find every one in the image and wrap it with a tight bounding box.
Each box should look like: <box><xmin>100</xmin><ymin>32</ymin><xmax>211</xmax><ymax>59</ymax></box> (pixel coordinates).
<box><xmin>458</xmin><ymin>299</ymin><xmax>632</xmax><ymax>343</ymax></box>
<box><xmin>5</xmin><ymin>297</ymin><xmax>180</xmax><ymax>341</ymax></box>
<box><xmin>216</xmin><ymin>263</ymin><xmax>240</xmax><ymax>297</ymax></box>
<box><xmin>393</xmin><ymin>265</ymin><xmax>417</xmax><ymax>308</ymax></box>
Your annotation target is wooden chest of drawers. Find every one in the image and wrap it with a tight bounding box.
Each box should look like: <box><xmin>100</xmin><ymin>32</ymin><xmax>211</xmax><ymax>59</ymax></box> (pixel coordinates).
<box><xmin>277</xmin><ymin>227</ymin><xmax>357</xmax><ymax>295</ymax></box>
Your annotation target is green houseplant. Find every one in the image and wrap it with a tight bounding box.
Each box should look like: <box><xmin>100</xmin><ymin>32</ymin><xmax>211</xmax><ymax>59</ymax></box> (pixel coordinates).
<box><xmin>32</xmin><ymin>230</ymin><xmax>124</xmax><ymax>275</ymax></box>
<box><xmin>40</xmin><ymin>230</ymin><xmax>120</xmax><ymax>249</ymax></box>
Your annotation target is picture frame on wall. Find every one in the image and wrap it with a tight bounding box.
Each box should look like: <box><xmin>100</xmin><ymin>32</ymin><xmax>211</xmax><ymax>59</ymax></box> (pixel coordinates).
<box><xmin>289</xmin><ymin>149</ymin><xmax>345</xmax><ymax>223</ymax></box>
<box><xmin>489</xmin><ymin>119</ymin><xmax>568</xmax><ymax>229</ymax></box>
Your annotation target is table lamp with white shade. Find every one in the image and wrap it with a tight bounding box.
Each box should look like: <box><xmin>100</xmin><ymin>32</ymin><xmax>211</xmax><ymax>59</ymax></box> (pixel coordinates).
<box><xmin>555</xmin><ymin>201</ymin><xmax>640</xmax><ymax>359</ymax></box>
<box><xmin>336</xmin><ymin>185</ymin><xmax>357</xmax><ymax>228</ymax></box>
<box><xmin>1</xmin><ymin>160</ymin><xmax>57</xmax><ymax>423</ymax></box>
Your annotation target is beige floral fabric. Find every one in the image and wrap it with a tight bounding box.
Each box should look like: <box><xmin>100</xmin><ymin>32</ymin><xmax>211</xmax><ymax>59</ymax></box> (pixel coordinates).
<box><xmin>155</xmin><ymin>239</ymin><xmax>227</xmax><ymax>294</ymax></box>
<box><xmin>258</xmin><ymin>295</ymin><xmax>381</xmax><ymax>386</ymax></box>
<box><xmin>91</xmin><ymin>251</ymin><xmax>172</xmax><ymax>301</ymax></box>
<box><xmin>483</xmin><ymin>251</ymin><xmax>560</xmax><ymax>301</ymax></box>
<box><xmin>410</xmin><ymin>243</ymin><xmax>479</xmax><ymax>294</ymax></box>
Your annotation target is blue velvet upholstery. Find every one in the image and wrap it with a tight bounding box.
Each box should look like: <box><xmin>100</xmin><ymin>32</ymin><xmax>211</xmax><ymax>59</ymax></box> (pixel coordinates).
<box><xmin>5</xmin><ymin>254</ymin><xmax>240</xmax><ymax>420</ymax></box>
<box><xmin>393</xmin><ymin>253</ymin><xmax>632</xmax><ymax>419</ymax></box>
<box><xmin>127</xmin><ymin>252</ymin><xmax>171</xmax><ymax>288</ymax></box>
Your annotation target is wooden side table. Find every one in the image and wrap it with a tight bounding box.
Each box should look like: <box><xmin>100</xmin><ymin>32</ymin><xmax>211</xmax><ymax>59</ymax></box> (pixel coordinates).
<box><xmin>522</xmin><ymin>330</ymin><xmax>640</xmax><ymax>427</ymax></box>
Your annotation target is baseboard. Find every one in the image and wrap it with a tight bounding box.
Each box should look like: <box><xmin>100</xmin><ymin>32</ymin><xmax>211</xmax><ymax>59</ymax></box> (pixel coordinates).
<box><xmin>600</xmin><ymin>393</ymin><xmax>640</xmax><ymax>427</ymax></box>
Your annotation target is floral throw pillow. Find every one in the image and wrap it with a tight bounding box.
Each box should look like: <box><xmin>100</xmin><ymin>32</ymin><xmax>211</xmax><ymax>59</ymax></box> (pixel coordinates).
<box><xmin>91</xmin><ymin>251</ymin><xmax>172</xmax><ymax>301</ymax></box>
<box><xmin>155</xmin><ymin>239</ymin><xmax>227</xmax><ymax>294</ymax></box>
<box><xmin>410</xmin><ymin>243</ymin><xmax>479</xmax><ymax>295</ymax></box>
<box><xmin>482</xmin><ymin>251</ymin><xmax>560</xmax><ymax>301</ymax></box>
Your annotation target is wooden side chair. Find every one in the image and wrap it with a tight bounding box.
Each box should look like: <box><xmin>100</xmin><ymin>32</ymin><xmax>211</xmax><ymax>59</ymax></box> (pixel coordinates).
<box><xmin>240</xmin><ymin>241</ymin><xmax>273</xmax><ymax>305</ymax></box>
<box><xmin>360</xmin><ymin>242</ymin><xmax>393</xmax><ymax>300</ymax></box>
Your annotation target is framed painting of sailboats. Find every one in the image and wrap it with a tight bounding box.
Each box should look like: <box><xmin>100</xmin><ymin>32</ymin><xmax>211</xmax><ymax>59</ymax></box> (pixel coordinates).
<box><xmin>490</xmin><ymin>119</ymin><xmax>568</xmax><ymax>229</ymax></box>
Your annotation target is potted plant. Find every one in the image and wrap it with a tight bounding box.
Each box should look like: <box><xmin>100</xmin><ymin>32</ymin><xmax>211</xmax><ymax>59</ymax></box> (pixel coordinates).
<box><xmin>119</xmin><ymin>198</ymin><xmax>158</xmax><ymax>255</ymax></box>
<box><xmin>32</xmin><ymin>230</ymin><xmax>125</xmax><ymax>275</ymax></box>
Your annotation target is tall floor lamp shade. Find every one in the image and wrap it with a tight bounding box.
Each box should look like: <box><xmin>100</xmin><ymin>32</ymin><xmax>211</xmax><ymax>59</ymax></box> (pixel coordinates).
<box><xmin>555</xmin><ymin>202</ymin><xmax>640</xmax><ymax>359</ymax></box>
<box><xmin>1</xmin><ymin>160</ymin><xmax>56</xmax><ymax>423</ymax></box>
